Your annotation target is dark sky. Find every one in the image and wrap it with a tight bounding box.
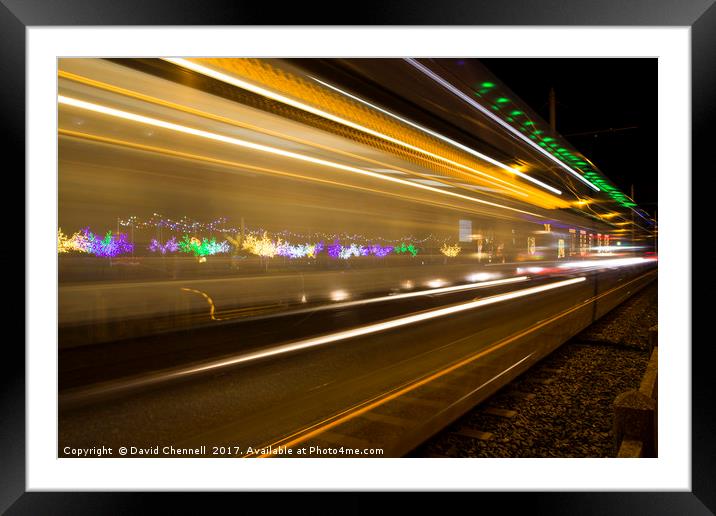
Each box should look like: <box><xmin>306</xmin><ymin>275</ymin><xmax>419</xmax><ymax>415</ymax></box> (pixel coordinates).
<box><xmin>480</xmin><ymin>59</ymin><xmax>657</xmax><ymax>216</ymax></box>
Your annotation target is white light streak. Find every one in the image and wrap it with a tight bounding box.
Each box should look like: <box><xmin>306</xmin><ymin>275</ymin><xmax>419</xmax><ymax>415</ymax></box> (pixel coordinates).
<box><xmin>330</xmin><ymin>290</ymin><xmax>350</xmax><ymax>302</ymax></box>
<box><xmin>59</xmin><ymin>276</ymin><xmax>581</xmax><ymax>402</ymax></box>
<box><xmin>163</xmin><ymin>58</ymin><xmax>533</xmax><ymax>199</ymax></box>
<box><xmin>517</xmin><ymin>267</ymin><xmax>546</xmax><ymax>274</ymax></box>
<box><xmin>558</xmin><ymin>257</ymin><xmax>654</xmax><ymax>269</ymax></box>
<box><xmin>404</xmin><ymin>58</ymin><xmax>601</xmax><ymax>192</ymax></box>
<box><xmin>58</xmin><ymin>95</ymin><xmax>543</xmax><ymax>218</ymax></box>
<box><xmin>312</xmin><ymin>76</ymin><xmax>563</xmax><ymax>196</ymax></box>
<box><xmin>466</xmin><ymin>272</ymin><xmax>498</xmax><ymax>282</ymax></box>
<box><xmin>180</xmin><ymin>276</ymin><xmax>585</xmax><ymax>374</ymax></box>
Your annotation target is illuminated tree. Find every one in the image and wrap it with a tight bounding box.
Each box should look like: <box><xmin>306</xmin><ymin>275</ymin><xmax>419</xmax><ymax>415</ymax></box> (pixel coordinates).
<box><xmin>148</xmin><ymin>236</ymin><xmax>179</xmax><ymax>254</ymax></box>
<box><xmin>327</xmin><ymin>240</ymin><xmax>342</xmax><ymax>259</ymax></box>
<box><xmin>241</xmin><ymin>232</ymin><xmax>278</xmax><ymax>258</ymax></box>
<box><xmin>74</xmin><ymin>228</ymin><xmax>133</xmax><ymax>257</ymax></box>
<box><xmin>326</xmin><ymin>240</ymin><xmax>370</xmax><ymax>260</ymax></box>
<box><xmin>367</xmin><ymin>244</ymin><xmax>394</xmax><ymax>257</ymax></box>
<box><xmin>276</xmin><ymin>241</ymin><xmax>324</xmax><ymax>259</ymax></box>
<box><xmin>338</xmin><ymin>243</ymin><xmax>365</xmax><ymax>259</ymax></box>
<box><xmin>179</xmin><ymin>235</ymin><xmax>229</xmax><ymax>257</ymax></box>
<box><xmin>57</xmin><ymin>228</ymin><xmax>90</xmax><ymax>254</ymax></box>
<box><xmin>394</xmin><ymin>242</ymin><xmax>419</xmax><ymax>257</ymax></box>
<box><xmin>440</xmin><ymin>243</ymin><xmax>461</xmax><ymax>258</ymax></box>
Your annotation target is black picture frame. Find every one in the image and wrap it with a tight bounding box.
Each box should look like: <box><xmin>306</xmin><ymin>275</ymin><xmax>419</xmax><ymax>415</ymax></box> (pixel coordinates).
<box><xmin>5</xmin><ymin>0</ymin><xmax>709</xmax><ymax>512</ymax></box>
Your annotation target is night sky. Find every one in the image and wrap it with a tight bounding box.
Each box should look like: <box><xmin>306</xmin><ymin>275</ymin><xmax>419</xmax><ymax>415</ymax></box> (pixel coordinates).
<box><xmin>480</xmin><ymin>59</ymin><xmax>657</xmax><ymax>216</ymax></box>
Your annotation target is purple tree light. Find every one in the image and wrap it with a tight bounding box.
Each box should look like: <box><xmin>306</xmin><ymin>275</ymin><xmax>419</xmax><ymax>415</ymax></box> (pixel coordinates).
<box><xmin>368</xmin><ymin>244</ymin><xmax>394</xmax><ymax>257</ymax></box>
<box><xmin>82</xmin><ymin>228</ymin><xmax>134</xmax><ymax>257</ymax></box>
<box><xmin>327</xmin><ymin>239</ymin><xmax>341</xmax><ymax>259</ymax></box>
<box><xmin>148</xmin><ymin>236</ymin><xmax>179</xmax><ymax>255</ymax></box>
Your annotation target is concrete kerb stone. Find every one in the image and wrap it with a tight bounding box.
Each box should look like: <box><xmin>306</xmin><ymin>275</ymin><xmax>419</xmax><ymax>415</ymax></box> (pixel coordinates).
<box><xmin>613</xmin><ymin>347</ymin><xmax>658</xmax><ymax>457</ymax></box>
<box><xmin>613</xmin><ymin>389</ymin><xmax>657</xmax><ymax>457</ymax></box>
<box><xmin>648</xmin><ymin>324</ymin><xmax>658</xmax><ymax>354</ymax></box>
<box><xmin>640</xmin><ymin>348</ymin><xmax>658</xmax><ymax>401</ymax></box>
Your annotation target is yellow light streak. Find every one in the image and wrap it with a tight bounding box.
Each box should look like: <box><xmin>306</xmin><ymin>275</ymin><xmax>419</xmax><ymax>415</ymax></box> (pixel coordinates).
<box><xmin>164</xmin><ymin>58</ymin><xmax>541</xmax><ymax>200</ymax></box>
<box><xmin>310</xmin><ymin>76</ymin><xmax>563</xmax><ymax>196</ymax></box>
<box><xmin>58</xmin><ymin>129</ymin><xmax>510</xmax><ymax>217</ymax></box>
<box><xmin>405</xmin><ymin>58</ymin><xmax>601</xmax><ymax>192</ymax></box>
<box><xmin>164</xmin><ymin>277</ymin><xmax>586</xmax><ymax>378</ymax></box>
<box><xmin>60</xmin><ymin>69</ymin><xmax>518</xmax><ymax>200</ymax></box>
<box><xmin>181</xmin><ymin>288</ymin><xmax>219</xmax><ymax>320</ymax></box>
<box><xmin>250</xmin><ymin>270</ymin><xmax>655</xmax><ymax>456</ymax></box>
<box><xmin>58</xmin><ymin>95</ymin><xmax>543</xmax><ymax>218</ymax></box>
<box><xmin>199</xmin><ymin>276</ymin><xmax>530</xmax><ymax>323</ymax></box>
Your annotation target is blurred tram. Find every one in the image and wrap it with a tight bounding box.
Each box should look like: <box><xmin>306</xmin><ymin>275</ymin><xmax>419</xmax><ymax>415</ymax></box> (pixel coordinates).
<box><xmin>57</xmin><ymin>58</ymin><xmax>656</xmax><ymax>348</ymax></box>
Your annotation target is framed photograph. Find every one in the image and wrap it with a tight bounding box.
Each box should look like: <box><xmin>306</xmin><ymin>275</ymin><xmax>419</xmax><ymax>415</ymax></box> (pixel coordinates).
<box><xmin>6</xmin><ymin>0</ymin><xmax>709</xmax><ymax>511</ymax></box>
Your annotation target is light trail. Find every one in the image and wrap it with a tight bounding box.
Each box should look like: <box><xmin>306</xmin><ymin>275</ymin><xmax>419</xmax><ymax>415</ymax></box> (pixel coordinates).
<box><xmin>59</xmin><ymin>129</ymin><xmax>494</xmax><ymax>217</ymax></box>
<box><xmin>58</xmin><ymin>95</ymin><xmax>544</xmax><ymax>218</ymax></box>
<box><xmin>163</xmin><ymin>58</ymin><xmax>542</xmax><ymax>200</ymax></box>
<box><xmin>251</xmin><ymin>269</ymin><xmax>656</xmax><ymax>456</ymax></box>
<box><xmin>59</xmin><ymin>277</ymin><xmax>585</xmax><ymax>405</ymax></box>
<box><xmin>256</xmin><ymin>351</ymin><xmax>536</xmax><ymax>458</ymax></box>
<box><xmin>311</xmin><ymin>76</ymin><xmax>563</xmax><ymax>196</ymax></box>
<box><xmin>170</xmin><ymin>277</ymin><xmax>585</xmax><ymax>375</ymax></box>
<box><xmin>59</xmin><ymin>68</ymin><xmax>519</xmax><ymax>200</ymax></box>
<box><xmin>557</xmin><ymin>257</ymin><xmax>654</xmax><ymax>269</ymax></box>
<box><xmin>59</xmin><ymin>276</ymin><xmax>585</xmax><ymax>405</ymax></box>
<box><xmin>181</xmin><ymin>288</ymin><xmax>221</xmax><ymax>320</ymax></box>
<box><xmin>59</xmin><ymin>269</ymin><xmax>657</xmax><ymax>411</ymax></box>
<box><xmin>193</xmin><ymin>276</ymin><xmax>529</xmax><ymax>322</ymax></box>
<box><xmin>404</xmin><ymin>58</ymin><xmax>601</xmax><ymax>192</ymax></box>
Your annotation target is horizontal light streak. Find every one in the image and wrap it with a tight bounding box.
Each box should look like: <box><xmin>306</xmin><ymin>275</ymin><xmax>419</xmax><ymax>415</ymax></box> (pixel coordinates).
<box><xmin>60</xmin><ymin>68</ymin><xmax>500</xmax><ymax>200</ymax></box>
<box><xmin>210</xmin><ymin>276</ymin><xmax>528</xmax><ymax>322</ymax></box>
<box><xmin>257</xmin><ymin>350</ymin><xmax>536</xmax><ymax>458</ymax></box>
<box><xmin>557</xmin><ymin>257</ymin><xmax>654</xmax><ymax>269</ymax></box>
<box><xmin>58</xmin><ymin>95</ymin><xmax>542</xmax><ymax>218</ymax></box>
<box><xmin>163</xmin><ymin>58</ymin><xmax>535</xmax><ymax>200</ymax></box>
<box><xmin>254</xmin><ymin>269</ymin><xmax>655</xmax><ymax>455</ymax></box>
<box><xmin>341</xmin><ymin>276</ymin><xmax>526</xmax><ymax>305</ymax></box>
<box><xmin>404</xmin><ymin>58</ymin><xmax>601</xmax><ymax>192</ymax></box>
<box><xmin>176</xmin><ymin>277</ymin><xmax>584</xmax><ymax>374</ymax></box>
<box><xmin>311</xmin><ymin>76</ymin><xmax>563</xmax><ymax>196</ymax></box>
<box><xmin>61</xmin><ymin>128</ymin><xmax>504</xmax><ymax>220</ymax></box>
<box><xmin>60</xmin><ymin>277</ymin><xmax>579</xmax><ymax>403</ymax></box>
<box><xmin>516</xmin><ymin>267</ymin><xmax>546</xmax><ymax>274</ymax></box>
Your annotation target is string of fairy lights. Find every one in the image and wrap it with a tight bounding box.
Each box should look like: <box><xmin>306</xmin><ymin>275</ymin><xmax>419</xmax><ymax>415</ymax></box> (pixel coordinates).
<box><xmin>58</xmin><ymin>216</ymin><xmax>472</xmax><ymax>260</ymax></box>
<box><xmin>58</xmin><ymin>215</ymin><xmax>622</xmax><ymax>262</ymax></box>
<box><xmin>116</xmin><ymin>214</ymin><xmax>437</xmax><ymax>245</ymax></box>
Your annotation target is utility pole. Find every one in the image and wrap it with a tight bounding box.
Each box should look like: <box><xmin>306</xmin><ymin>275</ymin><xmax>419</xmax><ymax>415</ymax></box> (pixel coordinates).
<box><xmin>631</xmin><ymin>185</ymin><xmax>636</xmax><ymax>252</ymax></box>
<box><xmin>549</xmin><ymin>87</ymin><xmax>557</xmax><ymax>132</ymax></box>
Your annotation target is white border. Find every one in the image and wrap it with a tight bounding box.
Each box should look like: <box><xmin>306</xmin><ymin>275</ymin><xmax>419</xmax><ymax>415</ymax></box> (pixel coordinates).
<box><xmin>27</xmin><ymin>27</ymin><xmax>690</xmax><ymax>491</ymax></box>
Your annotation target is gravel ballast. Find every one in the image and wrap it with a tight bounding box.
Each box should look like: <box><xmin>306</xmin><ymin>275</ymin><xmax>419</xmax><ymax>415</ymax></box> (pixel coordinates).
<box><xmin>415</xmin><ymin>280</ymin><xmax>658</xmax><ymax>458</ymax></box>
